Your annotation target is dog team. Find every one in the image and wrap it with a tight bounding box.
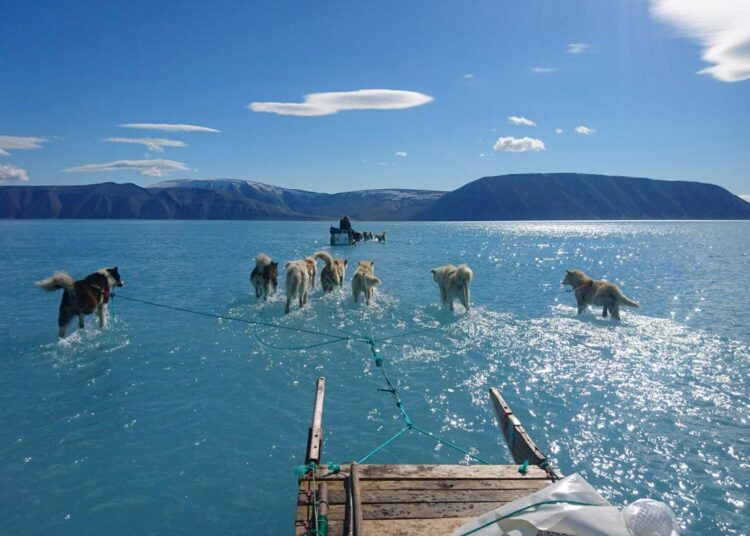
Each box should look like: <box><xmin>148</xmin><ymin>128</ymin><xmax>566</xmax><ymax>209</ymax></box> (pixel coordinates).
<box><xmin>37</xmin><ymin>259</ymin><xmax>639</xmax><ymax>337</ymax></box>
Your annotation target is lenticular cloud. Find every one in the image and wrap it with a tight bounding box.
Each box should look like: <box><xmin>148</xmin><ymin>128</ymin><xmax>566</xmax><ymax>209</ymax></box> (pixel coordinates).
<box><xmin>651</xmin><ymin>0</ymin><xmax>750</xmax><ymax>82</ymax></box>
<box><xmin>249</xmin><ymin>89</ymin><xmax>433</xmax><ymax>116</ymax></box>
<box><xmin>65</xmin><ymin>159</ymin><xmax>189</xmax><ymax>177</ymax></box>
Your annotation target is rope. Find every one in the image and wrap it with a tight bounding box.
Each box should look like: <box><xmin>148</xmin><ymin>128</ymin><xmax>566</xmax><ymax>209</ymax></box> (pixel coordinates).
<box><xmin>112</xmin><ymin>294</ymin><xmax>358</xmax><ymax>346</ymax></box>
<box><xmin>456</xmin><ymin>499</ymin><xmax>603</xmax><ymax>536</ymax></box>
<box><xmin>355</xmin><ymin>336</ymin><xmax>491</xmax><ymax>465</ymax></box>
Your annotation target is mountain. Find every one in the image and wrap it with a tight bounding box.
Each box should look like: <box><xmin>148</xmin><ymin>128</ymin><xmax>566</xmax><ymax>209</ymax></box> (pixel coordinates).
<box><xmin>0</xmin><ymin>174</ymin><xmax>748</xmax><ymax>220</ymax></box>
<box><xmin>414</xmin><ymin>173</ymin><xmax>750</xmax><ymax>220</ymax></box>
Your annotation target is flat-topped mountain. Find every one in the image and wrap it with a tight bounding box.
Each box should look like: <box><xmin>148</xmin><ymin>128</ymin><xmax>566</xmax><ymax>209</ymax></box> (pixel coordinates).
<box><xmin>0</xmin><ymin>174</ymin><xmax>748</xmax><ymax>220</ymax></box>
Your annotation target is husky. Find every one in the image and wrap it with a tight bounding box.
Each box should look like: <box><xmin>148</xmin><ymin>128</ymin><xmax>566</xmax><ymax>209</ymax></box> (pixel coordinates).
<box><xmin>37</xmin><ymin>267</ymin><xmax>124</xmax><ymax>338</ymax></box>
<box><xmin>431</xmin><ymin>264</ymin><xmax>472</xmax><ymax>312</ymax></box>
<box><xmin>362</xmin><ymin>231</ymin><xmax>374</xmax><ymax>241</ymax></box>
<box><xmin>351</xmin><ymin>260</ymin><xmax>381</xmax><ymax>305</ymax></box>
<box><xmin>314</xmin><ymin>251</ymin><xmax>348</xmax><ymax>292</ymax></box>
<box><xmin>305</xmin><ymin>256</ymin><xmax>317</xmax><ymax>290</ymax></box>
<box><xmin>375</xmin><ymin>232</ymin><xmax>386</xmax><ymax>243</ymax></box>
<box><xmin>562</xmin><ymin>269</ymin><xmax>640</xmax><ymax>320</ymax></box>
<box><xmin>284</xmin><ymin>260</ymin><xmax>311</xmax><ymax>314</ymax></box>
<box><xmin>250</xmin><ymin>253</ymin><xmax>278</xmax><ymax>301</ymax></box>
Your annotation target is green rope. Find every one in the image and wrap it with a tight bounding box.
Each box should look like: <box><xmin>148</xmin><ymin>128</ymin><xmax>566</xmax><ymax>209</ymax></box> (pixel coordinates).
<box><xmin>456</xmin><ymin>499</ymin><xmax>604</xmax><ymax>536</ymax></box>
<box><xmin>356</xmin><ymin>426</ymin><xmax>411</xmax><ymax>464</ymax></box>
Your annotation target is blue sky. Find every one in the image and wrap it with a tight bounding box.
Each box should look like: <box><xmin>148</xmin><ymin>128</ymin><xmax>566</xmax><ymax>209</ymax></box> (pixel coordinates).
<box><xmin>1</xmin><ymin>0</ymin><xmax>748</xmax><ymax>195</ymax></box>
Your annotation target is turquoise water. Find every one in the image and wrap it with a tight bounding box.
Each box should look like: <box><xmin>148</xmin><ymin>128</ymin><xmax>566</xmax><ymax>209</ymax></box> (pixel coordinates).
<box><xmin>1</xmin><ymin>220</ymin><xmax>748</xmax><ymax>535</ymax></box>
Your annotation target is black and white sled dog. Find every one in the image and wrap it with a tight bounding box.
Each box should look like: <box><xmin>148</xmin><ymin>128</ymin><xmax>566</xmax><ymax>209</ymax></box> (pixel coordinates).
<box><xmin>431</xmin><ymin>264</ymin><xmax>472</xmax><ymax>312</ymax></box>
<box><xmin>37</xmin><ymin>267</ymin><xmax>124</xmax><ymax>338</ymax></box>
<box><xmin>251</xmin><ymin>253</ymin><xmax>279</xmax><ymax>301</ymax></box>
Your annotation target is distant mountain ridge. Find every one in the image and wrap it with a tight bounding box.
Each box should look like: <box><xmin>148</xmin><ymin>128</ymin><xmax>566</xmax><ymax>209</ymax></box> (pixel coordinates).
<box><xmin>1</xmin><ymin>174</ymin><xmax>748</xmax><ymax>220</ymax></box>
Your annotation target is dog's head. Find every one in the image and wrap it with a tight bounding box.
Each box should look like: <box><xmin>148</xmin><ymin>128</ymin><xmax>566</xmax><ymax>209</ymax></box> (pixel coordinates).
<box><xmin>562</xmin><ymin>269</ymin><xmax>585</xmax><ymax>287</ymax></box>
<box><xmin>107</xmin><ymin>266</ymin><xmax>124</xmax><ymax>287</ymax></box>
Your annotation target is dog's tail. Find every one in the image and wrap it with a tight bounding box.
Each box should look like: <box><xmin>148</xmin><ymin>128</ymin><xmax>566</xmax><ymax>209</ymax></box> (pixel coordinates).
<box><xmin>314</xmin><ymin>250</ymin><xmax>334</xmax><ymax>270</ymax></box>
<box><xmin>365</xmin><ymin>274</ymin><xmax>382</xmax><ymax>289</ymax></box>
<box><xmin>455</xmin><ymin>264</ymin><xmax>473</xmax><ymax>285</ymax></box>
<box><xmin>37</xmin><ymin>272</ymin><xmax>75</xmax><ymax>292</ymax></box>
<box><xmin>255</xmin><ymin>253</ymin><xmax>272</xmax><ymax>267</ymax></box>
<box><xmin>618</xmin><ymin>293</ymin><xmax>640</xmax><ymax>308</ymax></box>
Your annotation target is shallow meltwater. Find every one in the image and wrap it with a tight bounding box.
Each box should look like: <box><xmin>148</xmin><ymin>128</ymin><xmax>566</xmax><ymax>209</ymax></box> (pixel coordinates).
<box><xmin>1</xmin><ymin>220</ymin><xmax>748</xmax><ymax>534</ymax></box>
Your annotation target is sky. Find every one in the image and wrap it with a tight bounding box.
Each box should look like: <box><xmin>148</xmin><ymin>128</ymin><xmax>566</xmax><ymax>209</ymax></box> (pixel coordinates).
<box><xmin>1</xmin><ymin>0</ymin><xmax>749</xmax><ymax>195</ymax></box>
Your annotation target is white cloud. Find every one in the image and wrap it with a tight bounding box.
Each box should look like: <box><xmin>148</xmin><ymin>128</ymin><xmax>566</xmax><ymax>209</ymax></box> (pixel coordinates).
<box><xmin>64</xmin><ymin>159</ymin><xmax>189</xmax><ymax>177</ymax></box>
<box><xmin>508</xmin><ymin>115</ymin><xmax>537</xmax><ymax>127</ymax></box>
<box><xmin>531</xmin><ymin>67</ymin><xmax>557</xmax><ymax>74</ymax></box>
<box><xmin>493</xmin><ymin>136</ymin><xmax>546</xmax><ymax>153</ymax></box>
<box><xmin>740</xmin><ymin>194</ymin><xmax>750</xmax><ymax>203</ymax></box>
<box><xmin>0</xmin><ymin>135</ymin><xmax>48</xmax><ymax>156</ymax></box>
<box><xmin>119</xmin><ymin>123</ymin><xmax>220</xmax><ymax>133</ymax></box>
<box><xmin>394</xmin><ymin>151</ymin><xmax>407</xmax><ymax>157</ymax></box>
<box><xmin>104</xmin><ymin>137</ymin><xmax>187</xmax><ymax>152</ymax></box>
<box><xmin>567</xmin><ymin>43</ymin><xmax>589</xmax><ymax>54</ymax></box>
<box><xmin>0</xmin><ymin>163</ymin><xmax>29</xmax><ymax>182</ymax></box>
<box><xmin>478</xmin><ymin>153</ymin><xmax>486</xmax><ymax>158</ymax></box>
<box><xmin>464</xmin><ymin>73</ymin><xmax>475</xmax><ymax>79</ymax></box>
<box><xmin>574</xmin><ymin>125</ymin><xmax>596</xmax><ymax>135</ymax></box>
<box><xmin>651</xmin><ymin>0</ymin><xmax>750</xmax><ymax>82</ymax></box>
<box><xmin>248</xmin><ymin>89</ymin><xmax>433</xmax><ymax>116</ymax></box>
<box><xmin>555</xmin><ymin>128</ymin><xmax>564</xmax><ymax>134</ymax></box>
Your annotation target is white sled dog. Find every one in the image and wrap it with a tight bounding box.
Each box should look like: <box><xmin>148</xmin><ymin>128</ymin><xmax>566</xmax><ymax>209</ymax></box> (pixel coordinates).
<box><xmin>562</xmin><ymin>269</ymin><xmax>640</xmax><ymax>320</ymax></box>
<box><xmin>250</xmin><ymin>253</ymin><xmax>278</xmax><ymax>301</ymax></box>
<box><xmin>351</xmin><ymin>260</ymin><xmax>381</xmax><ymax>305</ymax></box>
<box><xmin>431</xmin><ymin>264</ymin><xmax>473</xmax><ymax>312</ymax></box>
<box><xmin>314</xmin><ymin>251</ymin><xmax>348</xmax><ymax>292</ymax></box>
<box><xmin>284</xmin><ymin>259</ymin><xmax>311</xmax><ymax>314</ymax></box>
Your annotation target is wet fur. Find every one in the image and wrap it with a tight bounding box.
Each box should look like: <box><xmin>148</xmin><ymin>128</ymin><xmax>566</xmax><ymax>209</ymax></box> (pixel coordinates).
<box><xmin>562</xmin><ymin>269</ymin><xmax>640</xmax><ymax>320</ymax></box>
<box><xmin>431</xmin><ymin>264</ymin><xmax>472</xmax><ymax>312</ymax></box>
<box><xmin>250</xmin><ymin>253</ymin><xmax>278</xmax><ymax>301</ymax></box>
<box><xmin>352</xmin><ymin>260</ymin><xmax>381</xmax><ymax>305</ymax></box>
<box><xmin>314</xmin><ymin>251</ymin><xmax>348</xmax><ymax>292</ymax></box>
<box><xmin>375</xmin><ymin>232</ymin><xmax>386</xmax><ymax>243</ymax></box>
<box><xmin>37</xmin><ymin>267</ymin><xmax>124</xmax><ymax>338</ymax></box>
<box><xmin>285</xmin><ymin>260</ymin><xmax>311</xmax><ymax>314</ymax></box>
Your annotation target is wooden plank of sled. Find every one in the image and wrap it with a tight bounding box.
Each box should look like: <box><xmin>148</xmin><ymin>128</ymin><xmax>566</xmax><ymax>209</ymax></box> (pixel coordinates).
<box><xmin>326</xmin><ymin>500</ymin><xmax>513</xmax><ymax>521</ymax></box>
<box><xmin>327</xmin><ymin>487</ymin><xmax>538</xmax><ymax>505</ymax></box>
<box><xmin>363</xmin><ymin>518</ymin><xmax>472</xmax><ymax>535</ymax></box>
<box><xmin>489</xmin><ymin>387</ymin><xmax>562</xmax><ymax>479</ymax></box>
<box><xmin>319</xmin><ymin>464</ymin><xmax>548</xmax><ymax>480</ymax></box>
<box><xmin>355</xmin><ymin>478</ymin><xmax>548</xmax><ymax>491</ymax></box>
<box><xmin>306</xmin><ymin>377</ymin><xmax>326</xmax><ymax>465</ymax></box>
<box><xmin>351</xmin><ymin>463</ymin><xmax>365</xmax><ymax>535</ymax></box>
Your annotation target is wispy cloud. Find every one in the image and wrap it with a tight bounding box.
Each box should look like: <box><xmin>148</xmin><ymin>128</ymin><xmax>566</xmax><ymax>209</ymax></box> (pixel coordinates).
<box><xmin>566</xmin><ymin>43</ymin><xmax>589</xmax><ymax>54</ymax></box>
<box><xmin>493</xmin><ymin>136</ymin><xmax>546</xmax><ymax>153</ymax></box>
<box><xmin>0</xmin><ymin>135</ymin><xmax>48</xmax><ymax>156</ymax></box>
<box><xmin>464</xmin><ymin>73</ymin><xmax>475</xmax><ymax>79</ymax></box>
<box><xmin>0</xmin><ymin>163</ymin><xmax>29</xmax><ymax>182</ymax></box>
<box><xmin>394</xmin><ymin>151</ymin><xmax>407</xmax><ymax>157</ymax></box>
<box><xmin>248</xmin><ymin>89</ymin><xmax>433</xmax><ymax>117</ymax></box>
<box><xmin>104</xmin><ymin>137</ymin><xmax>187</xmax><ymax>152</ymax></box>
<box><xmin>119</xmin><ymin>123</ymin><xmax>220</xmax><ymax>133</ymax></box>
<box><xmin>651</xmin><ymin>0</ymin><xmax>750</xmax><ymax>82</ymax></box>
<box><xmin>508</xmin><ymin>115</ymin><xmax>537</xmax><ymax>127</ymax></box>
<box><xmin>574</xmin><ymin>125</ymin><xmax>596</xmax><ymax>135</ymax></box>
<box><xmin>65</xmin><ymin>159</ymin><xmax>189</xmax><ymax>177</ymax></box>
<box><xmin>531</xmin><ymin>67</ymin><xmax>557</xmax><ymax>74</ymax></box>
<box><xmin>478</xmin><ymin>153</ymin><xmax>486</xmax><ymax>158</ymax></box>
<box><xmin>555</xmin><ymin>128</ymin><xmax>564</xmax><ymax>134</ymax></box>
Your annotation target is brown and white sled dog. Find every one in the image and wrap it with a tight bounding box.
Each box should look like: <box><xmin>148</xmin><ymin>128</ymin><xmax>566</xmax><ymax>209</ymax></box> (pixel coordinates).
<box><xmin>351</xmin><ymin>260</ymin><xmax>381</xmax><ymax>305</ymax></box>
<box><xmin>314</xmin><ymin>251</ymin><xmax>348</xmax><ymax>292</ymax></box>
<box><xmin>562</xmin><ymin>269</ymin><xmax>640</xmax><ymax>320</ymax></box>
<box><xmin>305</xmin><ymin>256</ymin><xmax>317</xmax><ymax>290</ymax></box>
<box><xmin>431</xmin><ymin>264</ymin><xmax>472</xmax><ymax>312</ymax></box>
<box><xmin>284</xmin><ymin>259</ymin><xmax>311</xmax><ymax>314</ymax></box>
<box><xmin>37</xmin><ymin>267</ymin><xmax>124</xmax><ymax>338</ymax></box>
<box><xmin>250</xmin><ymin>253</ymin><xmax>278</xmax><ymax>301</ymax></box>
